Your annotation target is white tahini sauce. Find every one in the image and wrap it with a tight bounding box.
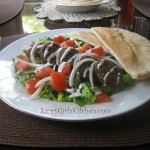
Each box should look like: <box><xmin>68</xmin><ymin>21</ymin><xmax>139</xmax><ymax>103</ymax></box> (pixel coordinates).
<box><xmin>60</xmin><ymin>47</ymin><xmax>72</xmax><ymax>63</ymax></box>
<box><xmin>56</xmin><ymin>47</ymin><xmax>63</xmax><ymax>65</ymax></box>
<box><xmin>103</xmin><ymin>66</ymin><xmax>117</xmax><ymax>82</ymax></box>
<box><xmin>58</xmin><ymin>62</ymin><xmax>67</xmax><ymax>72</ymax></box>
<box><xmin>66</xmin><ymin>84</ymin><xmax>83</xmax><ymax>98</ymax></box>
<box><xmin>44</xmin><ymin>42</ymin><xmax>54</xmax><ymax>58</ymax></box>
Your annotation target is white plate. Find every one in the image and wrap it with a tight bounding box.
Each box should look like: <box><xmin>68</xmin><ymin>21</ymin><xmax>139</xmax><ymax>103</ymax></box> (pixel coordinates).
<box><xmin>47</xmin><ymin>0</ymin><xmax>112</xmax><ymax>13</ymax></box>
<box><xmin>0</xmin><ymin>28</ymin><xmax>150</xmax><ymax>121</ymax></box>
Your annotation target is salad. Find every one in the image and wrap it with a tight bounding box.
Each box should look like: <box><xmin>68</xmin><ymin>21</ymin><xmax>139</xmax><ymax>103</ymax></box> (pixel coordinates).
<box><xmin>13</xmin><ymin>35</ymin><xmax>135</xmax><ymax>107</ymax></box>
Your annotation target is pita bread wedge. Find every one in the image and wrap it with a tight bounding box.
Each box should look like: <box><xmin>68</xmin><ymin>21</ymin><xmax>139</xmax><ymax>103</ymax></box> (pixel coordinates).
<box><xmin>91</xmin><ymin>27</ymin><xmax>150</xmax><ymax>80</ymax></box>
<box><xmin>61</xmin><ymin>31</ymin><xmax>109</xmax><ymax>53</ymax></box>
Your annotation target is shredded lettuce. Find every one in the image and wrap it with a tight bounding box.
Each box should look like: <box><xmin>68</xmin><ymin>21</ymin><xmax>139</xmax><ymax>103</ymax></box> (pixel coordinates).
<box><xmin>34</xmin><ymin>56</ymin><xmax>43</xmax><ymax>64</ymax></box>
<box><xmin>15</xmin><ymin>68</ymin><xmax>36</xmax><ymax>87</ymax></box>
<box><xmin>37</xmin><ymin>36</ymin><xmax>52</xmax><ymax>42</ymax></box>
<box><xmin>73</xmin><ymin>83</ymin><xmax>95</xmax><ymax>107</ymax></box>
<box><xmin>58</xmin><ymin>91</ymin><xmax>73</xmax><ymax>102</ymax></box>
<box><xmin>58</xmin><ymin>83</ymin><xmax>95</xmax><ymax>107</ymax></box>
<box><xmin>122</xmin><ymin>74</ymin><xmax>135</xmax><ymax>87</ymax></box>
<box><xmin>74</xmin><ymin>39</ymin><xmax>86</xmax><ymax>47</ymax></box>
<box><xmin>40</xmin><ymin>84</ymin><xmax>58</xmax><ymax>100</ymax></box>
<box><xmin>39</xmin><ymin>82</ymin><xmax>95</xmax><ymax>107</ymax></box>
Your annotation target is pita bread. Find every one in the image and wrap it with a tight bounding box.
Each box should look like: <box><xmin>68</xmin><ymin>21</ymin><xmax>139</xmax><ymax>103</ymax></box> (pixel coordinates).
<box><xmin>91</xmin><ymin>27</ymin><xmax>150</xmax><ymax>80</ymax></box>
<box><xmin>61</xmin><ymin>31</ymin><xmax>109</xmax><ymax>53</ymax></box>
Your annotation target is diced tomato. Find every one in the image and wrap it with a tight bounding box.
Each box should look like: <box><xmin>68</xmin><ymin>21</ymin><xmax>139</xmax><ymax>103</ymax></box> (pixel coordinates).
<box><xmin>53</xmin><ymin>35</ymin><xmax>66</xmax><ymax>44</ymax></box>
<box><xmin>15</xmin><ymin>55</ymin><xmax>32</xmax><ymax>72</ymax></box>
<box><xmin>58</xmin><ymin>62</ymin><xmax>72</xmax><ymax>77</ymax></box>
<box><xmin>61</xmin><ymin>40</ymin><xmax>76</xmax><ymax>47</ymax></box>
<box><xmin>25</xmin><ymin>78</ymin><xmax>40</xmax><ymax>94</ymax></box>
<box><xmin>36</xmin><ymin>67</ymin><xmax>55</xmax><ymax>78</ymax></box>
<box><xmin>79</xmin><ymin>43</ymin><xmax>92</xmax><ymax>53</ymax></box>
<box><xmin>51</xmin><ymin>72</ymin><xmax>68</xmax><ymax>92</ymax></box>
<box><xmin>91</xmin><ymin>46</ymin><xmax>105</xmax><ymax>57</ymax></box>
<box><xmin>95</xmin><ymin>93</ymin><xmax>110</xmax><ymax>103</ymax></box>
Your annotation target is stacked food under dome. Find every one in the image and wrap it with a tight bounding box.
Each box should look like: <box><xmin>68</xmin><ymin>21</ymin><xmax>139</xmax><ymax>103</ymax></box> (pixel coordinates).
<box><xmin>52</xmin><ymin>0</ymin><xmax>102</xmax><ymax>6</ymax></box>
<box><xmin>51</xmin><ymin>0</ymin><xmax>106</xmax><ymax>13</ymax></box>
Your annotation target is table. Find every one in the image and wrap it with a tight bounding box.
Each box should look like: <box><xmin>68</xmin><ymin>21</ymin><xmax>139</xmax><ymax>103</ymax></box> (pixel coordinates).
<box><xmin>0</xmin><ymin>0</ymin><xmax>150</xmax><ymax>149</ymax></box>
<box><xmin>0</xmin><ymin>0</ymin><xmax>149</xmax><ymax>38</ymax></box>
<box><xmin>132</xmin><ymin>0</ymin><xmax>150</xmax><ymax>19</ymax></box>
